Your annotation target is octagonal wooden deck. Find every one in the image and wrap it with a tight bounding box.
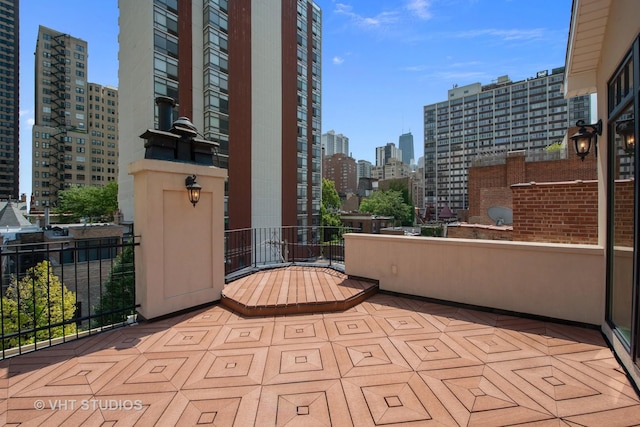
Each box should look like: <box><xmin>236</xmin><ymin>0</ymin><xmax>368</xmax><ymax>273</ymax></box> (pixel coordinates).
<box><xmin>221</xmin><ymin>265</ymin><xmax>378</xmax><ymax>316</ymax></box>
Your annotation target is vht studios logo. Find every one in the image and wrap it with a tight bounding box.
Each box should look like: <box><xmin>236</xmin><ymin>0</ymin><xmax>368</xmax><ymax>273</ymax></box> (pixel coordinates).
<box><xmin>34</xmin><ymin>399</ymin><xmax>143</xmax><ymax>411</ymax></box>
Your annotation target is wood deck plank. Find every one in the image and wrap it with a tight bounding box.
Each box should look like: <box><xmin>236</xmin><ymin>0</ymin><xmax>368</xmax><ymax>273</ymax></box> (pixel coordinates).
<box><xmin>265</xmin><ymin>269</ymin><xmax>284</xmax><ymax>306</ymax></box>
<box><xmin>311</xmin><ymin>269</ymin><xmax>327</xmax><ymax>303</ymax></box>
<box><xmin>295</xmin><ymin>268</ymin><xmax>306</xmax><ymax>304</ymax></box>
<box><xmin>277</xmin><ymin>269</ymin><xmax>291</xmax><ymax>305</ymax></box>
<box><xmin>287</xmin><ymin>269</ymin><xmax>299</xmax><ymax>304</ymax></box>
<box><xmin>247</xmin><ymin>270</ymin><xmax>271</xmax><ymax>307</ymax></box>
<box><xmin>304</xmin><ymin>269</ymin><xmax>316</xmax><ymax>303</ymax></box>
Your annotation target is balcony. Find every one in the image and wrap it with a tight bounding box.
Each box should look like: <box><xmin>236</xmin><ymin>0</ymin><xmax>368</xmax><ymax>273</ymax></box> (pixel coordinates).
<box><xmin>2</xmin><ymin>228</ymin><xmax>639</xmax><ymax>425</ymax></box>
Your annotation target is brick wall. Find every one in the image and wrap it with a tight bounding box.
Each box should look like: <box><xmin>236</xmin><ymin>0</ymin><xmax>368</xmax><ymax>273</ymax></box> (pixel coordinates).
<box><xmin>447</xmin><ymin>223</ymin><xmax>513</xmax><ymax>240</ymax></box>
<box><xmin>512</xmin><ymin>180</ymin><xmax>598</xmax><ymax>244</ymax></box>
<box><xmin>468</xmin><ymin>149</ymin><xmax>597</xmax><ymax>225</ymax></box>
<box><xmin>468</xmin><ymin>164</ymin><xmax>505</xmax><ymax>221</ymax></box>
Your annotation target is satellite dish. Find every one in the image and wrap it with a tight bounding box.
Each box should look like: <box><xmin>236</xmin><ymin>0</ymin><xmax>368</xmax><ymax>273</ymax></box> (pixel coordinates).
<box><xmin>487</xmin><ymin>206</ymin><xmax>513</xmax><ymax>226</ymax></box>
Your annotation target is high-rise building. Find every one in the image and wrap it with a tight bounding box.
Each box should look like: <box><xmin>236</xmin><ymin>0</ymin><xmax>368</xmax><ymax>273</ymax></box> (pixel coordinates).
<box><xmin>382</xmin><ymin>158</ymin><xmax>411</xmax><ymax>181</ymax></box>
<box><xmin>118</xmin><ymin>0</ymin><xmax>322</xmax><ymax>230</ymax></box>
<box><xmin>423</xmin><ymin>67</ymin><xmax>591</xmax><ymax>216</ymax></box>
<box><xmin>398</xmin><ymin>132</ymin><xmax>414</xmax><ymax>166</ymax></box>
<box><xmin>375</xmin><ymin>142</ymin><xmax>402</xmax><ymax>167</ymax></box>
<box><xmin>0</xmin><ymin>0</ymin><xmax>19</xmax><ymax>200</ymax></box>
<box><xmin>322</xmin><ymin>153</ymin><xmax>356</xmax><ymax>195</ymax></box>
<box><xmin>31</xmin><ymin>26</ymin><xmax>118</xmax><ymax>212</ymax></box>
<box><xmin>357</xmin><ymin>159</ymin><xmax>372</xmax><ymax>183</ymax></box>
<box><xmin>322</xmin><ymin>130</ymin><xmax>349</xmax><ymax>156</ymax></box>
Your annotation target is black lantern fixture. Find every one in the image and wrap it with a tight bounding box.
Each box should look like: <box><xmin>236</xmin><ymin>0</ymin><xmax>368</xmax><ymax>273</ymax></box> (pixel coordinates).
<box><xmin>570</xmin><ymin>119</ymin><xmax>602</xmax><ymax>161</ymax></box>
<box><xmin>185</xmin><ymin>175</ymin><xmax>202</xmax><ymax>207</ymax></box>
<box><xmin>616</xmin><ymin>119</ymin><xmax>635</xmax><ymax>155</ymax></box>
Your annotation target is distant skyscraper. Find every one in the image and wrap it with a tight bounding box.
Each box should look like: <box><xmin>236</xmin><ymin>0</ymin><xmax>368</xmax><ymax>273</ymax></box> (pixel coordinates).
<box><xmin>119</xmin><ymin>0</ymin><xmax>322</xmax><ymax>230</ymax></box>
<box><xmin>322</xmin><ymin>130</ymin><xmax>349</xmax><ymax>156</ymax></box>
<box><xmin>423</xmin><ymin>67</ymin><xmax>591</xmax><ymax>215</ymax></box>
<box><xmin>375</xmin><ymin>142</ymin><xmax>402</xmax><ymax>167</ymax></box>
<box><xmin>398</xmin><ymin>132</ymin><xmax>414</xmax><ymax>166</ymax></box>
<box><xmin>31</xmin><ymin>26</ymin><xmax>118</xmax><ymax>211</ymax></box>
<box><xmin>0</xmin><ymin>0</ymin><xmax>19</xmax><ymax>200</ymax></box>
<box><xmin>357</xmin><ymin>159</ymin><xmax>372</xmax><ymax>183</ymax></box>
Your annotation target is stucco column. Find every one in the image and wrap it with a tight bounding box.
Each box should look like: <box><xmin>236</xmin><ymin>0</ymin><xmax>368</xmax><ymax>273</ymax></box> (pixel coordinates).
<box><xmin>129</xmin><ymin>159</ymin><xmax>227</xmax><ymax>320</ymax></box>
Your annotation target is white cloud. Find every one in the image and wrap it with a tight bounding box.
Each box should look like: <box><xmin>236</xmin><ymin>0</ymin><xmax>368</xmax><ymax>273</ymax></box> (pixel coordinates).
<box><xmin>333</xmin><ymin>56</ymin><xmax>345</xmax><ymax>65</ymax></box>
<box><xmin>406</xmin><ymin>0</ymin><xmax>432</xmax><ymax>20</ymax></box>
<box><xmin>452</xmin><ymin>28</ymin><xmax>546</xmax><ymax>41</ymax></box>
<box><xmin>334</xmin><ymin>3</ymin><xmax>399</xmax><ymax>29</ymax></box>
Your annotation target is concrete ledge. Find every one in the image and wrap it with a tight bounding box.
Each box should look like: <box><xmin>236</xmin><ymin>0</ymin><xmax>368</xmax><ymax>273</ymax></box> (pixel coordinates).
<box><xmin>344</xmin><ymin>233</ymin><xmax>605</xmax><ymax>325</ymax></box>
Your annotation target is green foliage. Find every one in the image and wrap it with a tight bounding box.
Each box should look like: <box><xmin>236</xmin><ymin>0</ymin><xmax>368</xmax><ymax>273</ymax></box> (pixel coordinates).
<box><xmin>321</xmin><ymin>178</ymin><xmax>342</xmax><ymax>227</ymax></box>
<box><xmin>544</xmin><ymin>141</ymin><xmax>564</xmax><ymax>152</ymax></box>
<box><xmin>421</xmin><ymin>225</ymin><xmax>443</xmax><ymax>237</ymax></box>
<box><xmin>56</xmin><ymin>182</ymin><xmax>118</xmax><ymax>222</ymax></box>
<box><xmin>1</xmin><ymin>261</ymin><xmax>77</xmax><ymax>350</ymax></box>
<box><xmin>359</xmin><ymin>190</ymin><xmax>414</xmax><ymax>226</ymax></box>
<box><xmin>94</xmin><ymin>246</ymin><xmax>135</xmax><ymax>327</ymax></box>
<box><xmin>386</xmin><ymin>180</ymin><xmax>412</xmax><ymax>206</ymax></box>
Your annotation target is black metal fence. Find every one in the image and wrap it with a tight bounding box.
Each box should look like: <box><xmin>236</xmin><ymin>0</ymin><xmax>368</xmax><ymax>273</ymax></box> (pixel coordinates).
<box><xmin>224</xmin><ymin>226</ymin><xmax>357</xmax><ymax>277</ymax></box>
<box><xmin>0</xmin><ymin>236</ymin><xmax>139</xmax><ymax>359</ymax></box>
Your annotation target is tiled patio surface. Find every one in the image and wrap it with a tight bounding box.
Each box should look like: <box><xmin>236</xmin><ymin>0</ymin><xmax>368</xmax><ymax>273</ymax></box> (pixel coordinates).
<box><xmin>2</xmin><ymin>280</ymin><xmax>640</xmax><ymax>425</ymax></box>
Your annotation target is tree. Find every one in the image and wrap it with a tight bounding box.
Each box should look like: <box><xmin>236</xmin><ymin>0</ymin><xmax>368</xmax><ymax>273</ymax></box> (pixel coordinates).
<box><xmin>94</xmin><ymin>245</ymin><xmax>135</xmax><ymax>327</ymax></box>
<box><xmin>321</xmin><ymin>178</ymin><xmax>341</xmax><ymax>227</ymax></box>
<box><xmin>386</xmin><ymin>180</ymin><xmax>412</xmax><ymax>206</ymax></box>
<box><xmin>359</xmin><ymin>190</ymin><xmax>414</xmax><ymax>226</ymax></box>
<box><xmin>56</xmin><ymin>182</ymin><xmax>119</xmax><ymax>222</ymax></box>
<box><xmin>1</xmin><ymin>261</ymin><xmax>77</xmax><ymax>350</ymax></box>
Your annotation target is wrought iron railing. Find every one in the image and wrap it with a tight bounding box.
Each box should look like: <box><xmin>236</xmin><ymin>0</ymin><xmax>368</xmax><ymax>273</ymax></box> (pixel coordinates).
<box><xmin>224</xmin><ymin>226</ymin><xmax>357</xmax><ymax>278</ymax></box>
<box><xmin>0</xmin><ymin>236</ymin><xmax>140</xmax><ymax>359</ymax></box>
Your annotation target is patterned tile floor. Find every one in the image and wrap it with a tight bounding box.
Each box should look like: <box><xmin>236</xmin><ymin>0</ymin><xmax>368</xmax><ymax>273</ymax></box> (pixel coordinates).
<box><xmin>2</xmin><ymin>293</ymin><xmax>640</xmax><ymax>426</ymax></box>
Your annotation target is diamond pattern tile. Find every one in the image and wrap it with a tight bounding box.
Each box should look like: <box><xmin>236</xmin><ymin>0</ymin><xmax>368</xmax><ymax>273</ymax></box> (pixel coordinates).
<box><xmin>1</xmin><ymin>271</ymin><xmax>639</xmax><ymax>426</ymax></box>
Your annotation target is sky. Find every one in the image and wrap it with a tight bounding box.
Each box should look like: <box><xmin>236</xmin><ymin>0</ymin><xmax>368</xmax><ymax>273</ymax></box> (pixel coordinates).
<box><xmin>19</xmin><ymin>0</ymin><xmax>573</xmax><ymax>198</ymax></box>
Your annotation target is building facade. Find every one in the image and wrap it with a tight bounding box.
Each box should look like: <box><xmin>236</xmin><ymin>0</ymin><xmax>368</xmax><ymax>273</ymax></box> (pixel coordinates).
<box><xmin>375</xmin><ymin>142</ymin><xmax>402</xmax><ymax>167</ymax></box>
<box><xmin>118</xmin><ymin>0</ymin><xmax>322</xmax><ymax>230</ymax></box>
<box><xmin>31</xmin><ymin>26</ymin><xmax>118</xmax><ymax>212</ymax></box>
<box><xmin>322</xmin><ymin>152</ymin><xmax>356</xmax><ymax>195</ymax></box>
<box><xmin>356</xmin><ymin>159</ymin><xmax>372</xmax><ymax>183</ymax></box>
<box><xmin>398</xmin><ymin>131</ymin><xmax>414</xmax><ymax>166</ymax></box>
<box><xmin>423</xmin><ymin>67</ymin><xmax>591</xmax><ymax>217</ymax></box>
<box><xmin>382</xmin><ymin>158</ymin><xmax>411</xmax><ymax>181</ymax></box>
<box><xmin>322</xmin><ymin>129</ymin><xmax>348</xmax><ymax>156</ymax></box>
<box><xmin>0</xmin><ymin>0</ymin><xmax>19</xmax><ymax>200</ymax></box>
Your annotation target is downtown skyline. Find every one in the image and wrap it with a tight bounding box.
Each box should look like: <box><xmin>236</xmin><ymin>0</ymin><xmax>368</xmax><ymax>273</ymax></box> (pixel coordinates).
<box><xmin>19</xmin><ymin>0</ymin><xmax>573</xmax><ymax>199</ymax></box>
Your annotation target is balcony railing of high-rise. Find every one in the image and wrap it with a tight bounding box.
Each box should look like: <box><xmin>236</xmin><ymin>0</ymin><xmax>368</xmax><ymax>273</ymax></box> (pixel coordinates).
<box><xmin>224</xmin><ymin>226</ymin><xmax>359</xmax><ymax>280</ymax></box>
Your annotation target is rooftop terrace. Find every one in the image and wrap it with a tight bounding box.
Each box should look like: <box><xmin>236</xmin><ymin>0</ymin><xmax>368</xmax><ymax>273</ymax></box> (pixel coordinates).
<box><xmin>2</xmin><ymin>266</ymin><xmax>639</xmax><ymax>425</ymax></box>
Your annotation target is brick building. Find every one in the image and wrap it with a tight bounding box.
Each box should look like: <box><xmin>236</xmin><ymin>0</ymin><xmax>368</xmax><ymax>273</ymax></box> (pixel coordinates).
<box><xmin>322</xmin><ymin>153</ymin><xmax>357</xmax><ymax>196</ymax></box>
<box><xmin>468</xmin><ymin>142</ymin><xmax>597</xmax><ymax>225</ymax></box>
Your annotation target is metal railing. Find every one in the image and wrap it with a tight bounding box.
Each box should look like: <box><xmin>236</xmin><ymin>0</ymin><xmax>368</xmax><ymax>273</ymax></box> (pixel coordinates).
<box><xmin>224</xmin><ymin>226</ymin><xmax>357</xmax><ymax>278</ymax></box>
<box><xmin>0</xmin><ymin>236</ymin><xmax>140</xmax><ymax>359</ymax></box>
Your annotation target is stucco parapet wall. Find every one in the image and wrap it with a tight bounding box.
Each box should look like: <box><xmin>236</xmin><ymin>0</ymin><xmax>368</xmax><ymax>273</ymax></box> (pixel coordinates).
<box><xmin>344</xmin><ymin>233</ymin><xmax>603</xmax><ymax>253</ymax></box>
<box><xmin>344</xmin><ymin>233</ymin><xmax>605</xmax><ymax>325</ymax></box>
<box><xmin>128</xmin><ymin>158</ymin><xmax>227</xmax><ymax>180</ymax></box>
<box><xmin>511</xmin><ymin>179</ymin><xmax>598</xmax><ymax>188</ymax></box>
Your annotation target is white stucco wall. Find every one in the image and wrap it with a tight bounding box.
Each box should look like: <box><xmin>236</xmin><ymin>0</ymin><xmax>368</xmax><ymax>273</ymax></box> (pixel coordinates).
<box><xmin>345</xmin><ymin>234</ymin><xmax>605</xmax><ymax>325</ymax></box>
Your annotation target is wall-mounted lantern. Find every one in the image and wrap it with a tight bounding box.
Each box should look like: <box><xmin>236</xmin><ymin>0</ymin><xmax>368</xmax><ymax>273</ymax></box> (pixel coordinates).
<box><xmin>570</xmin><ymin>119</ymin><xmax>602</xmax><ymax>161</ymax></box>
<box><xmin>185</xmin><ymin>175</ymin><xmax>202</xmax><ymax>207</ymax></box>
<box><xmin>616</xmin><ymin>119</ymin><xmax>635</xmax><ymax>155</ymax></box>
